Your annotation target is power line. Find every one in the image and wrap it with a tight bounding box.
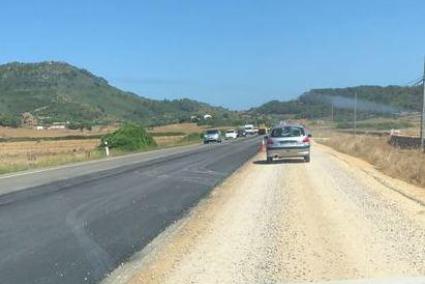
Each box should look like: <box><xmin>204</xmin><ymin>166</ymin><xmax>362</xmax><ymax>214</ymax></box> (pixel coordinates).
<box><xmin>404</xmin><ymin>76</ymin><xmax>424</xmax><ymax>86</ymax></box>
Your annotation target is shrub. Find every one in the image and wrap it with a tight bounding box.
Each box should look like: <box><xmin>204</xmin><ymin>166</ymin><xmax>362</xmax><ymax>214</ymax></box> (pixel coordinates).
<box><xmin>0</xmin><ymin>114</ymin><xmax>21</xmax><ymax>128</ymax></box>
<box><xmin>101</xmin><ymin>124</ymin><xmax>156</xmax><ymax>151</ymax></box>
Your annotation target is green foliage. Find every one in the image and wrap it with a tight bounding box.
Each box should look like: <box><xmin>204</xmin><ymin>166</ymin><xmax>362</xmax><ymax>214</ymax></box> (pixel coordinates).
<box><xmin>101</xmin><ymin>124</ymin><xmax>157</xmax><ymax>151</ymax></box>
<box><xmin>0</xmin><ymin>61</ymin><xmax>235</xmax><ymax>126</ymax></box>
<box><xmin>67</xmin><ymin>121</ymin><xmax>93</xmax><ymax>131</ymax></box>
<box><xmin>251</xmin><ymin>85</ymin><xmax>422</xmax><ymax>120</ymax></box>
<box><xmin>0</xmin><ymin>114</ymin><xmax>21</xmax><ymax>127</ymax></box>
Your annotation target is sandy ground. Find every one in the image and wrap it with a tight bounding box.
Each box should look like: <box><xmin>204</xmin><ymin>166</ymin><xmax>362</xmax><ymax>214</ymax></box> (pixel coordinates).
<box><xmin>104</xmin><ymin>143</ymin><xmax>425</xmax><ymax>284</ymax></box>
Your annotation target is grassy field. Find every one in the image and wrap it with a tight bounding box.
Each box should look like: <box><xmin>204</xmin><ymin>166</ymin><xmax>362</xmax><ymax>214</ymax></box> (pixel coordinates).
<box><xmin>315</xmin><ymin>131</ymin><xmax>425</xmax><ymax>187</ymax></box>
<box><xmin>0</xmin><ymin>139</ymin><xmax>103</xmax><ymax>174</ymax></box>
<box><xmin>0</xmin><ymin>125</ymin><xmax>118</xmax><ymax>138</ymax></box>
<box><xmin>149</xmin><ymin>123</ymin><xmax>205</xmax><ymax>134</ymax></box>
<box><xmin>0</xmin><ymin>122</ymin><xmax>231</xmax><ymax>175</ymax></box>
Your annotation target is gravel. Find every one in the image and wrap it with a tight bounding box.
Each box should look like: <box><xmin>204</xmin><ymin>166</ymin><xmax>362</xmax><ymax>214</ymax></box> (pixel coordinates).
<box><xmin>106</xmin><ymin>143</ymin><xmax>425</xmax><ymax>284</ymax></box>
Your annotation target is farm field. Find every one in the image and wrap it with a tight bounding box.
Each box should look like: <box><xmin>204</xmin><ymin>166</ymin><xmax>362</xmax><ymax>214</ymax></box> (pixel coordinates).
<box><xmin>0</xmin><ymin>139</ymin><xmax>102</xmax><ymax>174</ymax></box>
<box><xmin>0</xmin><ymin>125</ymin><xmax>118</xmax><ymax>139</ymax></box>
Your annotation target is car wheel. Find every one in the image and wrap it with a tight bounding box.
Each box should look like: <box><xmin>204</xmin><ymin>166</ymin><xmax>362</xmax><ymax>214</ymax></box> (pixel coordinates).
<box><xmin>267</xmin><ymin>157</ymin><xmax>273</xmax><ymax>163</ymax></box>
<box><xmin>304</xmin><ymin>155</ymin><xmax>310</xmax><ymax>163</ymax></box>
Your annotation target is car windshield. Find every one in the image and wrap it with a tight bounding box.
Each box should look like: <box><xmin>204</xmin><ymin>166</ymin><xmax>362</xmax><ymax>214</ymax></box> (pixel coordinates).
<box><xmin>271</xmin><ymin>126</ymin><xmax>304</xmax><ymax>138</ymax></box>
<box><xmin>4</xmin><ymin>2</ymin><xmax>425</xmax><ymax>283</ymax></box>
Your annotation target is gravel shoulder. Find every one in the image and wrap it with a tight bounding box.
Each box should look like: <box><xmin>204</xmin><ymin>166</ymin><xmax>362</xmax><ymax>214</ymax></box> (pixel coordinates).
<box><xmin>104</xmin><ymin>143</ymin><xmax>425</xmax><ymax>284</ymax></box>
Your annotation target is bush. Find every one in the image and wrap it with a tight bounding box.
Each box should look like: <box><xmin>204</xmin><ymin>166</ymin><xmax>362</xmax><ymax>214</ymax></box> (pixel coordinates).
<box><xmin>101</xmin><ymin>124</ymin><xmax>156</xmax><ymax>151</ymax></box>
<box><xmin>0</xmin><ymin>114</ymin><xmax>21</xmax><ymax>128</ymax></box>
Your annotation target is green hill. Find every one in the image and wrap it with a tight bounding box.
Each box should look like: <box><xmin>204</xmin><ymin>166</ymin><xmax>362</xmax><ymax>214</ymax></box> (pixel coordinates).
<box><xmin>251</xmin><ymin>85</ymin><xmax>422</xmax><ymax>119</ymax></box>
<box><xmin>0</xmin><ymin>61</ymin><xmax>234</xmax><ymax>126</ymax></box>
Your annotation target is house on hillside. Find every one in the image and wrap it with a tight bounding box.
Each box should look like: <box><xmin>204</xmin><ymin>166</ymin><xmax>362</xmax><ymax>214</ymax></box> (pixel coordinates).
<box><xmin>21</xmin><ymin>112</ymin><xmax>38</xmax><ymax>128</ymax></box>
<box><xmin>190</xmin><ymin>115</ymin><xmax>200</xmax><ymax>122</ymax></box>
<box><xmin>48</xmin><ymin>122</ymin><xmax>66</xmax><ymax>130</ymax></box>
<box><xmin>203</xmin><ymin>114</ymin><xmax>212</xmax><ymax>120</ymax></box>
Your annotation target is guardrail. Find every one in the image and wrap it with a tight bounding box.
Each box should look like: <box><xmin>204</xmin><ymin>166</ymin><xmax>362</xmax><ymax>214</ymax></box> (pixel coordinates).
<box><xmin>388</xmin><ymin>135</ymin><xmax>422</xmax><ymax>149</ymax></box>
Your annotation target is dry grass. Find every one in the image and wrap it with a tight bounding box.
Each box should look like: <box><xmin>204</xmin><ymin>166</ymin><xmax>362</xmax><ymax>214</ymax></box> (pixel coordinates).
<box><xmin>0</xmin><ymin>125</ymin><xmax>118</xmax><ymax>138</ymax></box>
<box><xmin>150</xmin><ymin>123</ymin><xmax>205</xmax><ymax>134</ymax></box>
<box><xmin>0</xmin><ymin>123</ymin><xmax>213</xmax><ymax>175</ymax></box>
<box><xmin>317</xmin><ymin>132</ymin><xmax>425</xmax><ymax>187</ymax></box>
<box><xmin>0</xmin><ymin>139</ymin><xmax>102</xmax><ymax>174</ymax></box>
<box><xmin>153</xmin><ymin>135</ymin><xmax>186</xmax><ymax>146</ymax></box>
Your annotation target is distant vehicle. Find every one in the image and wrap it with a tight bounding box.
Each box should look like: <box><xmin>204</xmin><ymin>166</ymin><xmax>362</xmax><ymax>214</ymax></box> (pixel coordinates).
<box><xmin>225</xmin><ymin>129</ymin><xmax>238</xmax><ymax>139</ymax></box>
<box><xmin>237</xmin><ymin>128</ymin><xmax>247</xmax><ymax>137</ymax></box>
<box><xmin>258</xmin><ymin>128</ymin><xmax>267</xmax><ymax>135</ymax></box>
<box><xmin>266</xmin><ymin>124</ymin><xmax>311</xmax><ymax>163</ymax></box>
<box><xmin>244</xmin><ymin>124</ymin><xmax>257</xmax><ymax>135</ymax></box>
<box><xmin>203</xmin><ymin>129</ymin><xmax>222</xmax><ymax>144</ymax></box>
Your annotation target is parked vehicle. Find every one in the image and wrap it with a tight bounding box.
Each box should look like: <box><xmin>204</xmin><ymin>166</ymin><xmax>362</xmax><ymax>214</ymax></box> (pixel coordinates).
<box><xmin>225</xmin><ymin>129</ymin><xmax>238</xmax><ymax>139</ymax></box>
<box><xmin>266</xmin><ymin>124</ymin><xmax>311</xmax><ymax>163</ymax></box>
<box><xmin>203</xmin><ymin>129</ymin><xmax>222</xmax><ymax>144</ymax></box>
<box><xmin>237</xmin><ymin>128</ymin><xmax>247</xmax><ymax>137</ymax></box>
<box><xmin>244</xmin><ymin>124</ymin><xmax>256</xmax><ymax>135</ymax></box>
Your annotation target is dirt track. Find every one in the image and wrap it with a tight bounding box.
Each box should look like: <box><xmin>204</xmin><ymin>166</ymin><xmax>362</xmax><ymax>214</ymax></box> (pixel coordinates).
<box><xmin>105</xmin><ymin>143</ymin><xmax>425</xmax><ymax>283</ymax></box>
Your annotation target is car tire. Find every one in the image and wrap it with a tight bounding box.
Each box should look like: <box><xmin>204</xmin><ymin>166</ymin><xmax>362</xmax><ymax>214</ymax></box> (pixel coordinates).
<box><xmin>267</xmin><ymin>157</ymin><xmax>273</xmax><ymax>163</ymax></box>
<box><xmin>304</xmin><ymin>155</ymin><xmax>310</xmax><ymax>163</ymax></box>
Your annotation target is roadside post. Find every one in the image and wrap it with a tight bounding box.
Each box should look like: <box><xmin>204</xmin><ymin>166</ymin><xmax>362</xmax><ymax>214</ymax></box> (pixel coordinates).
<box><xmin>421</xmin><ymin>57</ymin><xmax>425</xmax><ymax>152</ymax></box>
<box><xmin>104</xmin><ymin>141</ymin><xmax>110</xmax><ymax>157</ymax></box>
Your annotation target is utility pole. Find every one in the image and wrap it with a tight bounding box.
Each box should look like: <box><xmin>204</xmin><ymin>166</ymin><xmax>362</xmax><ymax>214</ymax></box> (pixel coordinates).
<box><xmin>421</xmin><ymin>57</ymin><xmax>425</xmax><ymax>152</ymax></box>
<box><xmin>354</xmin><ymin>92</ymin><xmax>358</xmax><ymax>136</ymax></box>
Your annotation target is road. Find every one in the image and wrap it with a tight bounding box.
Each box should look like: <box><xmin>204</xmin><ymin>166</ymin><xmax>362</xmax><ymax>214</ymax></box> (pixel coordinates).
<box><xmin>0</xmin><ymin>137</ymin><xmax>261</xmax><ymax>284</ymax></box>
<box><xmin>110</xmin><ymin>143</ymin><xmax>425</xmax><ymax>284</ymax></box>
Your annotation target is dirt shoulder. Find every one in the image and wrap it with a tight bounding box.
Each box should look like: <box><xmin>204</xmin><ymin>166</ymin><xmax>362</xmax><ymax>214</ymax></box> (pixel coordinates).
<box><xmin>104</xmin><ymin>144</ymin><xmax>425</xmax><ymax>284</ymax></box>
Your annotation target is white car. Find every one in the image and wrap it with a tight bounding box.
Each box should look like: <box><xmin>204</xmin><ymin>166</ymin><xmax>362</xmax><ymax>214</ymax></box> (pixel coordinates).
<box><xmin>225</xmin><ymin>129</ymin><xmax>238</xmax><ymax>139</ymax></box>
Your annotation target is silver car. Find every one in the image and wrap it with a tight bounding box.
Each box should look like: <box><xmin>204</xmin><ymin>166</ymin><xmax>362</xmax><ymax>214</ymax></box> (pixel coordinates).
<box><xmin>266</xmin><ymin>125</ymin><xmax>311</xmax><ymax>163</ymax></box>
<box><xmin>203</xmin><ymin>129</ymin><xmax>222</xmax><ymax>144</ymax></box>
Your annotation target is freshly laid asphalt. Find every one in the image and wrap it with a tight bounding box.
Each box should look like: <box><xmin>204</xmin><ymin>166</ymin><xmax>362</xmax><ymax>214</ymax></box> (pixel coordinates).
<box><xmin>0</xmin><ymin>137</ymin><xmax>261</xmax><ymax>284</ymax></box>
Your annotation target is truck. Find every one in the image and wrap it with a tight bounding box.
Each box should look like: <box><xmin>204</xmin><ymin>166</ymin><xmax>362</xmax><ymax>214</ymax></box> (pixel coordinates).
<box><xmin>244</xmin><ymin>124</ymin><xmax>258</xmax><ymax>135</ymax></box>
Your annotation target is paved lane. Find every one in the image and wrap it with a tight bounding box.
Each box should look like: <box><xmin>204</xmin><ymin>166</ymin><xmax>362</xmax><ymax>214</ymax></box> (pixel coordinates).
<box><xmin>0</xmin><ymin>137</ymin><xmax>261</xmax><ymax>284</ymax></box>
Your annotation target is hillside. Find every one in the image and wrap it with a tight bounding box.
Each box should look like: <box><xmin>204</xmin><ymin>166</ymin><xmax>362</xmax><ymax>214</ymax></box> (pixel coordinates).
<box><xmin>0</xmin><ymin>61</ymin><xmax>234</xmax><ymax>126</ymax></box>
<box><xmin>251</xmin><ymin>85</ymin><xmax>423</xmax><ymax>119</ymax></box>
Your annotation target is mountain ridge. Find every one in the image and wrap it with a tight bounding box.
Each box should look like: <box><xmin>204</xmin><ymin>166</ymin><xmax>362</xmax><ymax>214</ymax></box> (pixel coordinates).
<box><xmin>0</xmin><ymin>61</ymin><xmax>233</xmax><ymax>126</ymax></box>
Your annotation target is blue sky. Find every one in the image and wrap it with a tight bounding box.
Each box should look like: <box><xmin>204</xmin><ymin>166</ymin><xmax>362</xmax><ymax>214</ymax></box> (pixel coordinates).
<box><xmin>1</xmin><ymin>0</ymin><xmax>425</xmax><ymax>110</ymax></box>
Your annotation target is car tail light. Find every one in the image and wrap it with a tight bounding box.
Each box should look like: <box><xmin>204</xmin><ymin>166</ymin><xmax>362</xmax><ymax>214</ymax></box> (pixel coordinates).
<box><xmin>303</xmin><ymin>136</ymin><xmax>310</xmax><ymax>143</ymax></box>
<box><xmin>267</xmin><ymin>138</ymin><xmax>274</xmax><ymax>145</ymax></box>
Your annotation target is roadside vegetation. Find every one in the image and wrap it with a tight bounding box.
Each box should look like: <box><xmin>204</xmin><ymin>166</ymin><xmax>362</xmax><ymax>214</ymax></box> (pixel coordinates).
<box><xmin>317</xmin><ymin>132</ymin><xmax>425</xmax><ymax>187</ymax></box>
<box><xmin>101</xmin><ymin>124</ymin><xmax>157</xmax><ymax>151</ymax></box>
<box><xmin>0</xmin><ymin>122</ymin><xmax>206</xmax><ymax>175</ymax></box>
<box><xmin>0</xmin><ymin>139</ymin><xmax>104</xmax><ymax>174</ymax></box>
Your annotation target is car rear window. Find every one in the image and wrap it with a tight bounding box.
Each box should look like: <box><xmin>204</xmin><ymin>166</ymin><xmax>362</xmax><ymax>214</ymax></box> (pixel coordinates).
<box><xmin>207</xmin><ymin>130</ymin><xmax>219</xmax><ymax>134</ymax></box>
<box><xmin>271</xmin><ymin>127</ymin><xmax>304</xmax><ymax>138</ymax></box>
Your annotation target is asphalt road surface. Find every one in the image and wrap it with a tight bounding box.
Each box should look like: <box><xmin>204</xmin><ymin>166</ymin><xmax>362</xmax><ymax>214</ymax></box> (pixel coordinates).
<box><xmin>0</xmin><ymin>137</ymin><xmax>261</xmax><ymax>284</ymax></box>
